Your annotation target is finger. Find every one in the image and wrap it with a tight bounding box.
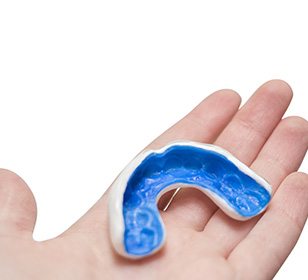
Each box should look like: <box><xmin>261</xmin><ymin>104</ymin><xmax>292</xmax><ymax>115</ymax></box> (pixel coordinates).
<box><xmin>0</xmin><ymin>169</ymin><xmax>37</xmax><ymax>238</ymax></box>
<box><xmin>251</xmin><ymin>116</ymin><xmax>308</xmax><ymax>191</ymax></box>
<box><xmin>202</xmin><ymin>116</ymin><xmax>308</xmax><ymax>256</ymax></box>
<box><xmin>149</xmin><ymin>89</ymin><xmax>241</xmax><ymax>149</ymax></box>
<box><xmin>215</xmin><ymin>79</ymin><xmax>293</xmax><ymax>165</ymax></box>
<box><xmin>65</xmin><ymin>89</ymin><xmax>241</xmax><ymax>235</ymax></box>
<box><xmin>228</xmin><ymin>172</ymin><xmax>308</xmax><ymax>280</ymax></box>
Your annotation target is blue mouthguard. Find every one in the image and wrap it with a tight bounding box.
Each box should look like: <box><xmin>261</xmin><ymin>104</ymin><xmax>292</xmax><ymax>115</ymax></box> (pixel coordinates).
<box><xmin>108</xmin><ymin>142</ymin><xmax>272</xmax><ymax>259</ymax></box>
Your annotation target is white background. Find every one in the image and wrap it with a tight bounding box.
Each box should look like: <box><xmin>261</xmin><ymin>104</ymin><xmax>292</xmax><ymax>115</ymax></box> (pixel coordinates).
<box><xmin>0</xmin><ymin>1</ymin><xmax>307</xmax><ymax>279</ymax></box>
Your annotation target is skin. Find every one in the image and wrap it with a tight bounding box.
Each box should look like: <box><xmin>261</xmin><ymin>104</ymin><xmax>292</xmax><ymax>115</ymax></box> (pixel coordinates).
<box><xmin>0</xmin><ymin>80</ymin><xmax>307</xmax><ymax>280</ymax></box>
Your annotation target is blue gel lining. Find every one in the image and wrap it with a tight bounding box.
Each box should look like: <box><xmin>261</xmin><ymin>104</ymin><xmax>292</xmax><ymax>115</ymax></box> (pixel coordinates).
<box><xmin>123</xmin><ymin>145</ymin><xmax>271</xmax><ymax>257</ymax></box>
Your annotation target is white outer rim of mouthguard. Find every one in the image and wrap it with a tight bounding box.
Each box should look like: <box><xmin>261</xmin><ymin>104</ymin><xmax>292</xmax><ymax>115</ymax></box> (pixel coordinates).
<box><xmin>108</xmin><ymin>140</ymin><xmax>272</xmax><ymax>259</ymax></box>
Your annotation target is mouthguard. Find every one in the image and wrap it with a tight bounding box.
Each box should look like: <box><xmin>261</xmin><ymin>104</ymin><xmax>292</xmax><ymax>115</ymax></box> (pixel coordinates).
<box><xmin>108</xmin><ymin>141</ymin><xmax>272</xmax><ymax>259</ymax></box>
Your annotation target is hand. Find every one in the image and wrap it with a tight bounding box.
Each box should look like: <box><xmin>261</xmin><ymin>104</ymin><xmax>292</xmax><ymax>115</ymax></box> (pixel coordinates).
<box><xmin>1</xmin><ymin>80</ymin><xmax>307</xmax><ymax>280</ymax></box>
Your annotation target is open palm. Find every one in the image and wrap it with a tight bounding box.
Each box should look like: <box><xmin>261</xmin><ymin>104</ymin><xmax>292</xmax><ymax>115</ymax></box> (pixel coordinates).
<box><xmin>1</xmin><ymin>80</ymin><xmax>307</xmax><ymax>280</ymax></box>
